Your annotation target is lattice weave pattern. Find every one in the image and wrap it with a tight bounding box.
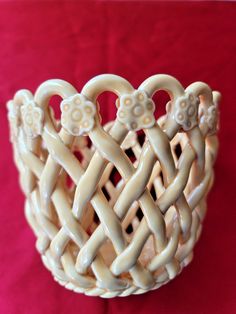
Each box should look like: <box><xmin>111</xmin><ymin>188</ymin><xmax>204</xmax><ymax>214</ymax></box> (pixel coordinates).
<box><xmin>7</xmin><ymin>74</ymin><xmax>220</xmax><ymax>298</ymax></box>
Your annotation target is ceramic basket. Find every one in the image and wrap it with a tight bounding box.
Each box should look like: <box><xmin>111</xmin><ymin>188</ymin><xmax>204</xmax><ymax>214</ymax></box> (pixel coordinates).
<box><xmin>7</xmin><ymin>74</ymin><xmax>220</xmax><ymax>298</ymax></box>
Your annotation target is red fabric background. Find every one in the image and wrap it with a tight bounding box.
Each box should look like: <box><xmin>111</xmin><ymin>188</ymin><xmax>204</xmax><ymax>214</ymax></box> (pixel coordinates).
<box><xmin>0</xmin><ymin>1</ymin><xmax>235</xmax><ymax>313</ymax></box>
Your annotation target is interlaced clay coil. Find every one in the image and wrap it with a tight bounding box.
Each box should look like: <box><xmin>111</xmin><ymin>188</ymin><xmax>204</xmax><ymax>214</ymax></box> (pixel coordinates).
<box><xmin>7</xmin><ymin>74</ymin><xmax>220</xmax><ymax>298</ymax></box>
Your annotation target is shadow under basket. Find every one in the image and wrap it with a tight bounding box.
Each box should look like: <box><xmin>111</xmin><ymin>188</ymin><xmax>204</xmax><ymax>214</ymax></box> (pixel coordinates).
<box><xmin>7</xmin><ymin>74</ymin><xmax>220</xmax><ymax>297</ymax></box>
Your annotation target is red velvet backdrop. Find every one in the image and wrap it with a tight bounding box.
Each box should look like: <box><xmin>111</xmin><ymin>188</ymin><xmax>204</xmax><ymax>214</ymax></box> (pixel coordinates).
<box><xmin>0</xmin><ymin>1</ymin><xmax>235</xmax><ymax>314</ymax></box>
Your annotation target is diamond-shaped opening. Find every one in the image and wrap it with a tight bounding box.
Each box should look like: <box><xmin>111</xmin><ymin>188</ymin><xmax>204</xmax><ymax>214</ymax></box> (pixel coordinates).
<box><xmin>125</xmin><ymin>148</ymin><xmax>136</xmax><ymax>164</ymax></box>
<box><xmin>136</xmin><ymin>207</ymin><xmax>144</xmax><ymax>221</ymax></box>
<box><xmin>125</xmin><ymin>223</ymin><xmax>133</xmax><ymax>235</ymax></box>
<box><xmin>74</xmin><ymin>150</ymin><xmax>83</xmax><ymax>163</ymax></box>
<box><xmin>137</xmin><ymin>129</ymin><xmax>146</xmax><ymax>146</ymax></box>
<box><xmin>86</xmin><ymin>136</ymin><xmax>93</xmax><ymax>149</ymax></box>
<box><xmin>101</xmin><ymin>186</ymin><xmax>111</xmax><ymax>201</ymax></box>
<box><xmin>174</xmin><ymin>143</ymin><xmax>182</xmax><ymax>159</ymax></box>
<box><xmin>66</xmin><ymin>174</ymin><xmax>75</xmax><ymax>190</ymax></box>
<box><xmin>150</xmin><ymin>185</ymin><xmax>157</xmax><ymax>201</ymax></box>
<box><xmin>93</xmin><ymin>211</ymin><xmax>100</xmax><ymax>224</ymax></box>
<box><xmin>159</xmin><ymin>171</ymin><xmax>164</xmax><ymax>186</ymax></box>
<box><xmin>110</xmin><ymin>167</ymin><xmax>122</xmax><ymax>187</ymax></box>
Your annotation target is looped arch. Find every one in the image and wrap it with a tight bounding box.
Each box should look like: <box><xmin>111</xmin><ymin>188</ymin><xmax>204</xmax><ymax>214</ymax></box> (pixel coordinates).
<box><xmin>14</xmin><ymin>89</ymin><xmax>34</xmax><ymax>106</ymax></box>
<box><xmin>81</xmin><ymin>74</ymin><xmax>134</xmax><ymax>101</ymax></box>
<box><xmin>34</xmin><ymin>79</ymin><xmax>78</xmax><ymax>108</ymax></box>
<box><xmin>139</xmin><ymin>74</ymin><xmax>185</xmax><ymax>99</ymax></box>
<box><xmin>185</xmin><ymin>81</ymin><xmax>213</xmax><ymax>107</ymax></box>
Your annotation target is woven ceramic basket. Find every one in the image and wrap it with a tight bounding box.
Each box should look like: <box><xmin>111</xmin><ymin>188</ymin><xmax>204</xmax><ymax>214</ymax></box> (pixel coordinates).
<box><xmin>7</xmin><ymin>74</ymin><xmax>220</xmax><ymax>298</ymax></box>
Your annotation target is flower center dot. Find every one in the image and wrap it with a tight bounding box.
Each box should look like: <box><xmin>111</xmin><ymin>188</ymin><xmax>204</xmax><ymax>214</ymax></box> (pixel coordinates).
<box><xmin>71</xmin><ymin>109</ymin><xmax>82</xmax><ymax>121</ymax></box>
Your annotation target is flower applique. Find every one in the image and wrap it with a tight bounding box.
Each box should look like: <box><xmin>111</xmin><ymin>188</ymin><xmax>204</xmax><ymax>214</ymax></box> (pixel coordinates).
<box><xmin>21</xmin><ymin>101</ymin><xmax>44</xmax><ymax>138</ymax></box>
<box><xmin>174</xmin><ymin>93</ymin><xmax>200</xmax><ymax>131</ymax></box>
<box><xmin>201</xmin><ymin>103</ymin><xmax>219</xmax><ymax>135</ymax></box>
<box><xmin>116</xmin><ymin>90</ymin><xmax>155</xmax><ymax>131</ymax></box>
<box><xmin>60</xmin><ymin>94</ymin><xmax>96</xmax><ymax>136</ymax></box>
<box><xmin>7</xmin><ymin>100</ymin><xmax>21</xmax><ymax>141</ymax></box>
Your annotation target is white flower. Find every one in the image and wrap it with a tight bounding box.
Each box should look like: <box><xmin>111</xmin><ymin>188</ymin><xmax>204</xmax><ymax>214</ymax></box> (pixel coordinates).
<box><xmin>174</xmin><ymin>93</ymin><xmax>200</xmax><ymax>131</ymax></box>
<box><xmin>116</xmin><ymin>90</ymin><xmax>155</xmax><ymax>131</ymax></box>
<box><xmin>7</xmin><ymin>100</ymin><xmax>21</xmax><ymax>142</ymax></box>
<box><xmin>21</xmin><ymin>101</ymin><xmax>44</xmax><ymax>138</ymax></box>
<box><xmin>60</xmin><ymin>94</ymin><xmax>96</xmax><ymax>136</ymax></box>
<box><xmin>201</xmin><ymin>104</ymin><xmax>219</xmax><ymax>135</ymax></box>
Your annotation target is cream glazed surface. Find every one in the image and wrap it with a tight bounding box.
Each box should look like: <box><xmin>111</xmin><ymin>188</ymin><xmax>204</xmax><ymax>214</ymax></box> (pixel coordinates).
<box><xmin>7</xmin><ymin>74</ymin><xmax>220</xmax><ymax>297</ymax></box>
